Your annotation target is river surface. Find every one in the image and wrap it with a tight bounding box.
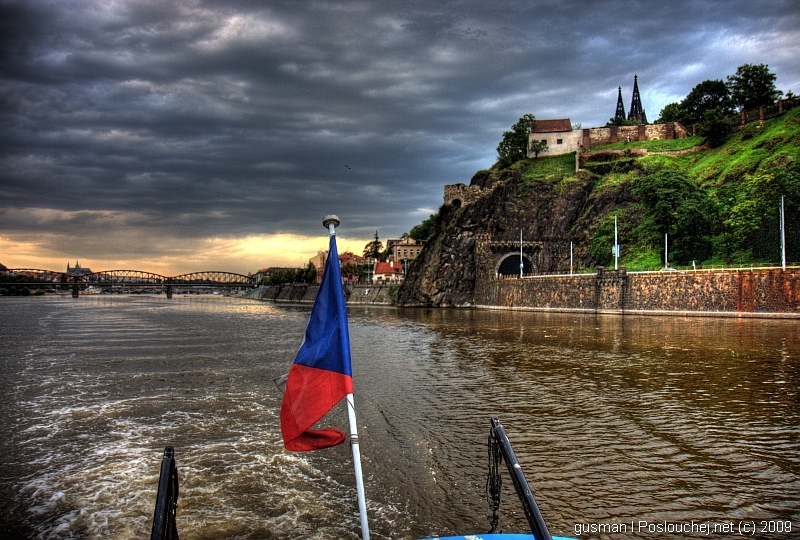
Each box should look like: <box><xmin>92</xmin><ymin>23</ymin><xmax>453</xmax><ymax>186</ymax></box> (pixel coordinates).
<box><xmin>0</xmin><ymin>295</ymin><xmax>798</xmax><ymax>539</ymax></box>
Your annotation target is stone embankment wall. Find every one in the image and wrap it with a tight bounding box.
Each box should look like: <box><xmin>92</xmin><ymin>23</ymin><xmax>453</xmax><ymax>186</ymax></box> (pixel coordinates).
<box><xmin>247</xmin><ymin>283</ymin><xmax>394</xmax><ymax>305</ymax></box>
<box><xmin>248</xmin><ymin>269</ymin><xmax>799</xmax><ymax>316</ymax></box>
<box><xmin>477</xmin><ymin>267</ymin><xmax>800</xmax><ymax>317</ymax></box>
<box><xmin>344</xmin><ymin>284</ymin><xmax>394</xmax><ymax>305</ymax></box>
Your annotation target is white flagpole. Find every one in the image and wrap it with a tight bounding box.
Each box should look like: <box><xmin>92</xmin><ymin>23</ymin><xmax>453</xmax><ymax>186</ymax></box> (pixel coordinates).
<box><xmin>346</xmin><ymin>394</ymin><xmax>369</xmax><ymax>540</ymax></box>
<box><xmin>324</xmin><ymin>216</ymin><xmax>370</xmax><ymax>540</ymax></box>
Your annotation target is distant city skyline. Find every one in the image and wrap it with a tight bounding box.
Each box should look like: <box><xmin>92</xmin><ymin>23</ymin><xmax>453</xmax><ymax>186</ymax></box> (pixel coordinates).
<box><xmin>2</xmin><ymin>1</ymin><xmax>798</xmax><ymax>274</ymax></box>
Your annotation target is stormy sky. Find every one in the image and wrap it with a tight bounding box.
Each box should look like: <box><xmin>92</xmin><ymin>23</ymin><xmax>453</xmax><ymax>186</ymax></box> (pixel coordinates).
<box><xmin>2</xmin><ymin>0</ymin><xmax>799</xmax><ymax>274</ymax></box>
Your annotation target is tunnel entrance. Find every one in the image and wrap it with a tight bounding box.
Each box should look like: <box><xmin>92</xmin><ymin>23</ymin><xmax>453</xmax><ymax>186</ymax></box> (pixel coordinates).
<box><xmin>497</xmin><ymin>254</ymin><xmax>532</xmax><ymax>276</ymax></box>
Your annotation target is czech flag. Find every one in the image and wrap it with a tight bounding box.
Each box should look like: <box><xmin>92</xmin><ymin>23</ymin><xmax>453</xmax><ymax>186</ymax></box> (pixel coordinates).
<box><xmin>280</xmin><ymin>233</ymin><xmax>354</xmax><ymax>452</ymax></box>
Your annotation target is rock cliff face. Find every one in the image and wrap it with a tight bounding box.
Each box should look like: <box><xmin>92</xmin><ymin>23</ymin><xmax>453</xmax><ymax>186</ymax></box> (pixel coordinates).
<box><xmin>397</xmin><ymin>164</ymin><xmax>632</xmax><ymax>306</ymax></box>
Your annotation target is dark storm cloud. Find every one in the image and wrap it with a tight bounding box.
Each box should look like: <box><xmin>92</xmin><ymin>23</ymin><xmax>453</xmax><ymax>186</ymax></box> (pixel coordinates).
<box><xmin>2</xmin><ymin>0</ymin><xmax>799</xmax><ymax>251</ymax></box>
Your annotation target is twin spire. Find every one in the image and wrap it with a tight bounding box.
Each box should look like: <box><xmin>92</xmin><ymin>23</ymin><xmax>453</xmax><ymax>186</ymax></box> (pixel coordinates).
<box><xmin>614</xmin><ymin>75</ymin><xmax>647</xmax><ymax>124</ymax></box>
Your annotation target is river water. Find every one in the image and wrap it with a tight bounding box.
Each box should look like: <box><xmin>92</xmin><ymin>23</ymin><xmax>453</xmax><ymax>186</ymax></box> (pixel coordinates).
<box><xmin>0</xmin><ymin>295</ymin><xmax>797</xmax><ymax>539</ymax></box>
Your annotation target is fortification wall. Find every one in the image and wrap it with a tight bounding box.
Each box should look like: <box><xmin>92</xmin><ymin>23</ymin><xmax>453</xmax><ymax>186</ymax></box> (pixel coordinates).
<box><xmin>444</xmin><ymin>183</ymin><xmax>486</xmax><ymax>206</ymax></box>
<box><xmin>583</xmin><ymin>122</ymin><xmax>686</xmax><ymax>147</ymax></box>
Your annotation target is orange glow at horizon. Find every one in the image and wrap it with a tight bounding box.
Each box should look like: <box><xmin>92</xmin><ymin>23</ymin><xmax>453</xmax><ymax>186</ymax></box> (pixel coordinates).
<box><xmin>0</xmin><ymin>232</ymin><xmax>373</xmax><ymax>276</ymax></box>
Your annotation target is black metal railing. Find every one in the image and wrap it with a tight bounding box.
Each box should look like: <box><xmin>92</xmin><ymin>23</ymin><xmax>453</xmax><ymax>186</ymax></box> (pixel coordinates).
<box><xmin>151</xmin><ymin>446</ymin><xmax>180</xmax><ymax>540</ymax></box>
<box><xmin>487</xmin><ymin>417</ymin><xmax>552</xmax><ymax>540</ymax></box>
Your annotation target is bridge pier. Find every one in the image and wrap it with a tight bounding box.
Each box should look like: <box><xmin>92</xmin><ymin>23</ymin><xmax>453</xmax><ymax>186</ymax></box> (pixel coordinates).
<box><xmin>166</xmin><ymin>284</ymin><xmax>172</xmax><ymax>299</ymax></box>
<box><xmin>72</xmin><ymin>278</ymin><xmax>79</xmax><ymax>298</ymax></box>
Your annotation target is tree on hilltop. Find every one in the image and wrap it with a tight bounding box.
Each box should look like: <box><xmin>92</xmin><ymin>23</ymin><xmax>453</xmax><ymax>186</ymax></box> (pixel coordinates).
<box><xmin>727</xmin><ymin>63</ymin><xmax>782</xmax><ymax>110</ymax></box>
<box><xmin>658</xmin><ymin>65</ymin><xmax>781</xmax><ymax>124</ymax></box>
<box><xmin>497</xmin><ymin>113</ymin><xmax>535</xmax><ymax>168</ymax></box>
<box><xmin>681</xmin><ymin>79</ymin><xmax>733</xmax><ymax>125</ymax></box>
<box><xmin>657</xmin><ymin>79</ymin><xmax>732</xmax><ymax>126</ymax></box>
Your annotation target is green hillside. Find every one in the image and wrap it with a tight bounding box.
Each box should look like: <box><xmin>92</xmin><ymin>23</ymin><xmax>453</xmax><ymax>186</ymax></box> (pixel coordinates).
<box><xmin>511</xmin><ymin>107</ymin><xmax>800</xmax><ymax>270</ymax></box>
<box><xmin>399</xmin><ymin>107</ymin><xmax>799</xmax><ymax>306</ymax></box>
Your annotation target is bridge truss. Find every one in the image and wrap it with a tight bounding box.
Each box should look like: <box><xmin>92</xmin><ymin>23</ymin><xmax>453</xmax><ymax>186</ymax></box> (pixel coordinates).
<box><xmin>0</xmin><ymin>269</ymin><xmax>257</xmax><ymax>296</ymax></box>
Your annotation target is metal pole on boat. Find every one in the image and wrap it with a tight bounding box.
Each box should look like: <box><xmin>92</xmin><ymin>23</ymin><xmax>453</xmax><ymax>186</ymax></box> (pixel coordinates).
<box><xmin>324</xmin><ymin>216</ymin><xmax>370</xmax><ymax>540</ymax></box>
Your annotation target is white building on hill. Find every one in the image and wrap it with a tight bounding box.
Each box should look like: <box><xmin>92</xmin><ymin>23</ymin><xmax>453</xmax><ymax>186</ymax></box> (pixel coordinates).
<box><xmin>528</xmin><ymin>118</ymin><xmax>582</xmax><ymax>157</ymax></box>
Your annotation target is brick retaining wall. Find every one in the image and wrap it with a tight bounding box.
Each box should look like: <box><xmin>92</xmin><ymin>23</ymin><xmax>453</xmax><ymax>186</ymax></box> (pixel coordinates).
<box><xmin>250</xmin><ymin>269</ymin><xmax>800</xmax><ymax>317</ymax></box>
<box><xmin>477</xmin><ymin>268</ymin><xmax>800</xmax><ymax>317</ymax></box>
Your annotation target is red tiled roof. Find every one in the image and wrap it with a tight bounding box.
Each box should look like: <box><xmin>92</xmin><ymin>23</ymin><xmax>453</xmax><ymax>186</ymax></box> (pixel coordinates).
<box><xmin>531</xmin><ymin>119</ymin><xmax>572</xmax><ymax>133</ymax></box>
<box><xmin>373</xmin><ymin>262</ymin><xmax>403</xmax><ymax>275</ymax></box>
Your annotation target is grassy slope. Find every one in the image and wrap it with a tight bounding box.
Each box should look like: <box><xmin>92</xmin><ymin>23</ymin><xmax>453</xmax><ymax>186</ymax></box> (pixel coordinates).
<box><xmin>519</xmin><ymin>107</ymin><xmax>800</xmax><ymax>270</ymax></box>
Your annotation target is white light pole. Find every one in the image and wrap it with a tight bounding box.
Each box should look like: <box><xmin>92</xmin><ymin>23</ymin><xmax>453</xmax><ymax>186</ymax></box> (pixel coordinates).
<box><xmin>519</xmin><ymin>228</ymin><xmax>524</xmax><ymax>278</ymax></box>
<box><xmin>781</xmin><ymin>195</ymin><xmax>786</xmax><ymax>270</ymax></box>
<box><xmin>614</xmin><ymin>215</ymin><xmax>618</xmax><ymax>270</ymax></box>
<box><xmin>665</xmin><ymin>233</ymin><xmax>669</xmax><ymax>268</ymax></box>
<box><xmin>570</xmin><ymin>241</ymin><xmax>573</xmax><ymax>276</ymax></box>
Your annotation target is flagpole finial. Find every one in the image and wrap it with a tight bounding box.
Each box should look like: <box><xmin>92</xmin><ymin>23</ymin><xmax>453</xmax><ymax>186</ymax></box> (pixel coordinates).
<box><xmin>323</xmin><ymin>215</ymin><xmax>340</xmax><ymax>229</ymax></box>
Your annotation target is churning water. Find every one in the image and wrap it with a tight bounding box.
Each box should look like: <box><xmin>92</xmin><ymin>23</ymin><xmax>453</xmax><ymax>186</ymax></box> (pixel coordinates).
<box><xmin>1</xmin><ymin>296</ymin><xmax>798</xmax><ymax>539</ymax></box>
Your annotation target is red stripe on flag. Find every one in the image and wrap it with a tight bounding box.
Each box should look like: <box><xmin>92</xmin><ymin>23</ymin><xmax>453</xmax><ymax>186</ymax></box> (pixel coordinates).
<box><xmin>280</xmin><ymin>363</ymin><xmax>354</xmax><ymax>451</ymax></box>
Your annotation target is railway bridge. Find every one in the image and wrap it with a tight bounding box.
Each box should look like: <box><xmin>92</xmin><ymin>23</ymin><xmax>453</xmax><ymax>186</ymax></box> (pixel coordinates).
<box><xmin>0</xmin><ymin>269</ymin><xmax>257</xmax><ymax>298</ymax></box>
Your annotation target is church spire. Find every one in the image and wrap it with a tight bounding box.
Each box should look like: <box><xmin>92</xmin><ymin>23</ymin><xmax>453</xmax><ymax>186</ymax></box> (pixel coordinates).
<box><xmin>614</xmin><ymin>86</ymin><xmax>626</xmax><ymax>120</ymax></box>
<box><xmin>627</xmin><ymin>75</ymin><xmax>647</xmax><ymax>124</ymax></box>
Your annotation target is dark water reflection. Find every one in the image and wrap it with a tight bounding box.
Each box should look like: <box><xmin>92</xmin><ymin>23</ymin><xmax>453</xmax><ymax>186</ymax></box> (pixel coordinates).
<box><xmin>0</xmin><ymin>297</ymin><xmax>797</xmax><ymax>539</ymax></box>
<box><xmin>355</xmin><ymin>308</ymin><xmax>799</xmax><ymax>538</ymax></box>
